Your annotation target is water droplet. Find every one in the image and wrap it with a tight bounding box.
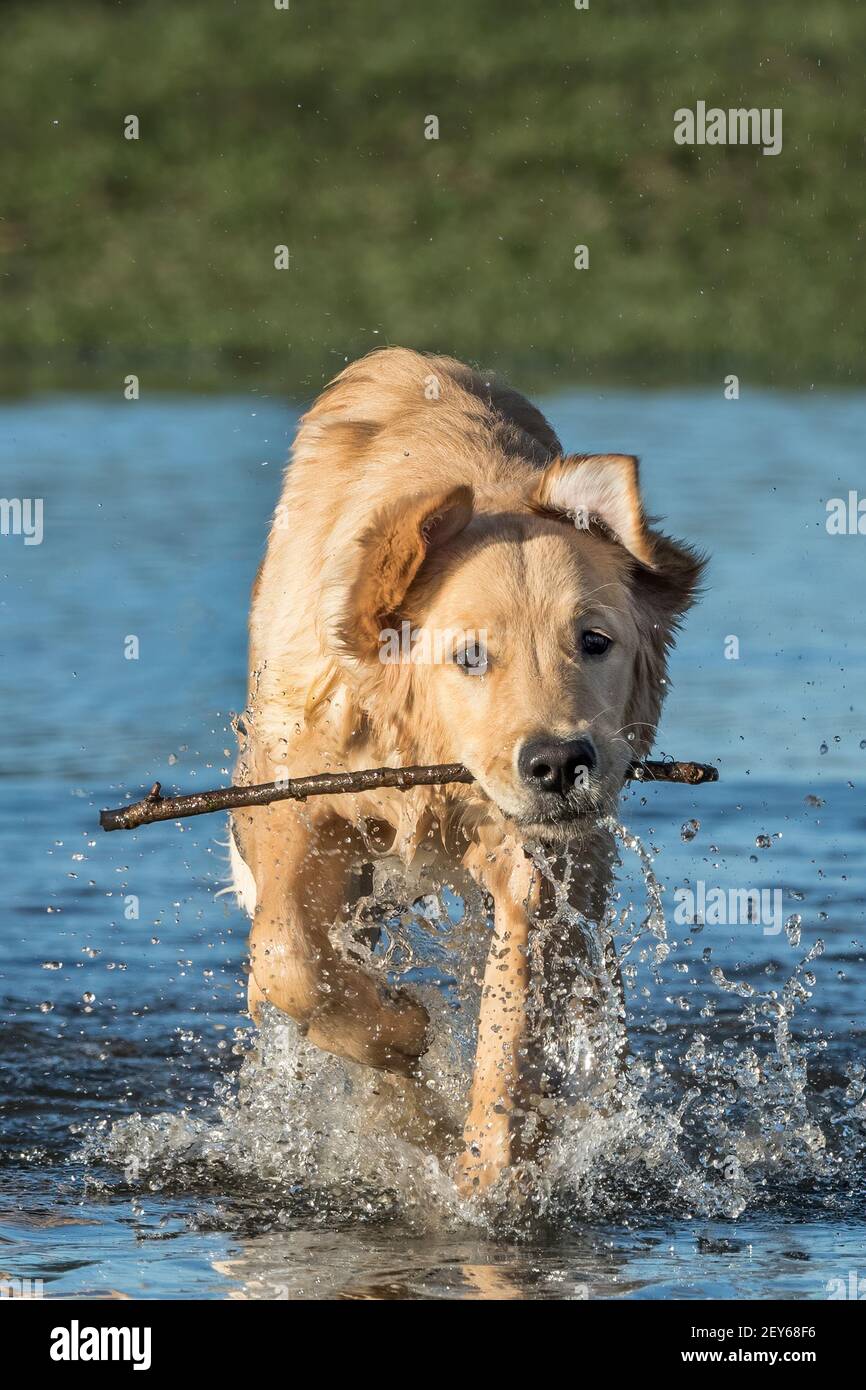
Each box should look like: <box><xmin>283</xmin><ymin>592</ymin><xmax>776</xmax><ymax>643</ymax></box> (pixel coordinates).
<box><xmin>785</xmin><ymin>914</ymin><xmax>802</xmax><ymax>947</ymax></box>
<box><xmin>680</xmin><ymin>819</ymin><xmax>700</xmax><ymax>842</ymax></box>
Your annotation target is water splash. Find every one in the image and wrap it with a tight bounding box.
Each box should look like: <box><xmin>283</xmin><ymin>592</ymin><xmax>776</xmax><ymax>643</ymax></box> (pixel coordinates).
<box><xmin>80</xmin><ymin>820</ymin><xmax>866</xmax><ymax>1230</ymax></box>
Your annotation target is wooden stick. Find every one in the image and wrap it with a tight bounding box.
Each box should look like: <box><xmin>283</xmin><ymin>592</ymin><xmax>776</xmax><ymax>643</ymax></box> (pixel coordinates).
<box><xmin>99</xmin><ymin>758</ymin><xmax>718</xmax><ymax>833</ymax></box>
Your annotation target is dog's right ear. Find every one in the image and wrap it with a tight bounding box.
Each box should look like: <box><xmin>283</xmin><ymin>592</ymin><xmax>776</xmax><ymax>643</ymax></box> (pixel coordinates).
<box><xmin>531</xmin><ymin>453</ymin><xmax>655</xmax><ymax>566</ymax></box>
<box><xmin>322</xmin><ymin>485</ymin><xmax>474</xmax><ymax>662</ymax></box>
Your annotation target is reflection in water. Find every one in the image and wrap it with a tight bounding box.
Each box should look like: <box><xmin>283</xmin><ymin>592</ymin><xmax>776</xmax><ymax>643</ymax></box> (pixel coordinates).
<box><xmin>210</xmin><ymin>1226</ymin><xmax>638</xmax><ymax>1300</ymax></box>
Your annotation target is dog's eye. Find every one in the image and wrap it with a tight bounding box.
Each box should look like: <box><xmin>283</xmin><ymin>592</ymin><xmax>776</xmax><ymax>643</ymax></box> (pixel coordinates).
<box><xmin>581</xmin><ymin>630</ymin><xmax>612</xmax><ymax>656</ymax></box>
<box><xmin>453</xmin><ymin>640</ymin><xmax>488</xmax><ymax>675</ymax></box>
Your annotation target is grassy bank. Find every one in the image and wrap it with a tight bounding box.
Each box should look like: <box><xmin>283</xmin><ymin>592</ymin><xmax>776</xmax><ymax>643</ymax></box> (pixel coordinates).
<box><xmin>0</xmin><ymin>0</ymin><xmax>862</xmax><ymax>393</ymax></box>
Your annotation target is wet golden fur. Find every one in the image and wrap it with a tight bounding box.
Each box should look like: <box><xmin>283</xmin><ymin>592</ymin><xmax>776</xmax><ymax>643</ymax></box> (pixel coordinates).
<box><xmin>231</xmin><ymin>348</ymin><xmax>704</xmax><ymax>1192</ymax></box>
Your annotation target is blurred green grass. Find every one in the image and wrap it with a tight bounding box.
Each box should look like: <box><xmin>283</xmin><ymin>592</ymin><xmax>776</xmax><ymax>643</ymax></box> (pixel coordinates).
<box><xmin>0</xmin><ymin>0</ymin><xmax>862</xmax><ymax>393</ymax></box>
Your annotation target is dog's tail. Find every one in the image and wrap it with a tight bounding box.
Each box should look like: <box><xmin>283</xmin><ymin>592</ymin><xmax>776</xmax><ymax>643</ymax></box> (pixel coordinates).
<box><xmin>226</xmin><ymin>820</ymin><xmax>257</xmax><ymax>917</ymax></box>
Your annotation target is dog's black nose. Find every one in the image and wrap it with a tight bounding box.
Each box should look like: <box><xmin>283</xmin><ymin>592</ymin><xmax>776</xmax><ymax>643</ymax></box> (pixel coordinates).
<box><xmin>519</xmin><ymin>737</ymin><xmax>596</xmax><ymax>795</ymax></box>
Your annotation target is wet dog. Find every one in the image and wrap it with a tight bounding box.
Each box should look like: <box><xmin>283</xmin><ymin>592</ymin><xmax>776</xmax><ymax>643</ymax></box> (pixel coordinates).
<box><xmin>230</xmin><ymin>348</ymin><xmax>704</xmax><ymax>1192</ymax></box>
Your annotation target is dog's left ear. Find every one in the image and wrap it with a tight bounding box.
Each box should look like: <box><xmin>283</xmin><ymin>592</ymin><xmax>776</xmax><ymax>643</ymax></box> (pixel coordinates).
<box><xmin>532</xmin><ymin>453</ymin><xmax>654</xmax><ymax>566</ymax></box>
<box><xmin>630</xmin><ymin>531</ymin><xmax>707</xmax><ymax>633</ymax></box>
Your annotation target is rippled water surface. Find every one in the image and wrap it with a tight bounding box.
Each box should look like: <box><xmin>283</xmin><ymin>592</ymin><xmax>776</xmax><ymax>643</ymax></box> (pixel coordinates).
<box><xmin>1</xmin><ymin>390</ymin><xmax>864</xmax><ymax>1299</ymax></box>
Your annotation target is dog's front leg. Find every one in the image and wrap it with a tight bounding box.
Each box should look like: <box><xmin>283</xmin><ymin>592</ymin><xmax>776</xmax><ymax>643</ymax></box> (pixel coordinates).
<box><xmin>238</xmin><ymin>803</ymin><xmax>429</xmax><ymax>1074</ymax></box>
<box><xmin>455</xmin><ymin>844</ymin><xmax>541</xmax><ymax>1196</ymax></box>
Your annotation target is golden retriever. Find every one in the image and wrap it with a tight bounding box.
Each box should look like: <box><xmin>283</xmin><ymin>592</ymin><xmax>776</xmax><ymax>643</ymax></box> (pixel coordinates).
<box><xmin>230</xmin><ymin>348</ymin><xmax>703</xmax><ymax>1194</ymax></box>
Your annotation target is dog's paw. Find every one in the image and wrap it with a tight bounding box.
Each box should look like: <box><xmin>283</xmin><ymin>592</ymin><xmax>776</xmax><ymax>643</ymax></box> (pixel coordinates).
<box><xmin>305</xmin><ymin>970</ymin><xmax>430</xmax><ymax>1075</ymax></box>
<box><xmin>454</xmin><ymin>1107</ymin><xmax>514</xmax><ymax>1198</ymax></box>
<box><xmin>453</xmin><ymin>1095</ymin><xmax>514</xmax><ymax>1195</ymax></box>
<box><xmin>453</xmin><ymin>1144</ymin><xmax>508</xmax><ymax>1199</ymax></box>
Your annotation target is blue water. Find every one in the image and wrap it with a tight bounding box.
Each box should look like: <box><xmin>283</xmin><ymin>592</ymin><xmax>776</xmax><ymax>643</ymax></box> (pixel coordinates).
<box><xmin>1</xmin><ymin>389</ymin><xmax>864</xmax><ymax>1299</ymax></box>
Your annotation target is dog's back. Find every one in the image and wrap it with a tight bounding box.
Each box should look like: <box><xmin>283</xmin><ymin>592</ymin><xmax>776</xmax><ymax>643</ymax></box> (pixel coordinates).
<box><xmin>245</xmin><ymin>349</ymin><xmax>561</xmax><ymax>745</ymax></box>
<box><xmin>299</xmin><ymin>347</ymin><xmax>560</xmax><ymax>461</ymax></box>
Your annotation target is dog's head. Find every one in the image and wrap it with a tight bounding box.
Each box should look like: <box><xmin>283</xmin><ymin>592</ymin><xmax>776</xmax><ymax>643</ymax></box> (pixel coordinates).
<box><xmin>324</xmin><ymin>454</ymin><xmax>705</xmax><ymax>841</ymax></box>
